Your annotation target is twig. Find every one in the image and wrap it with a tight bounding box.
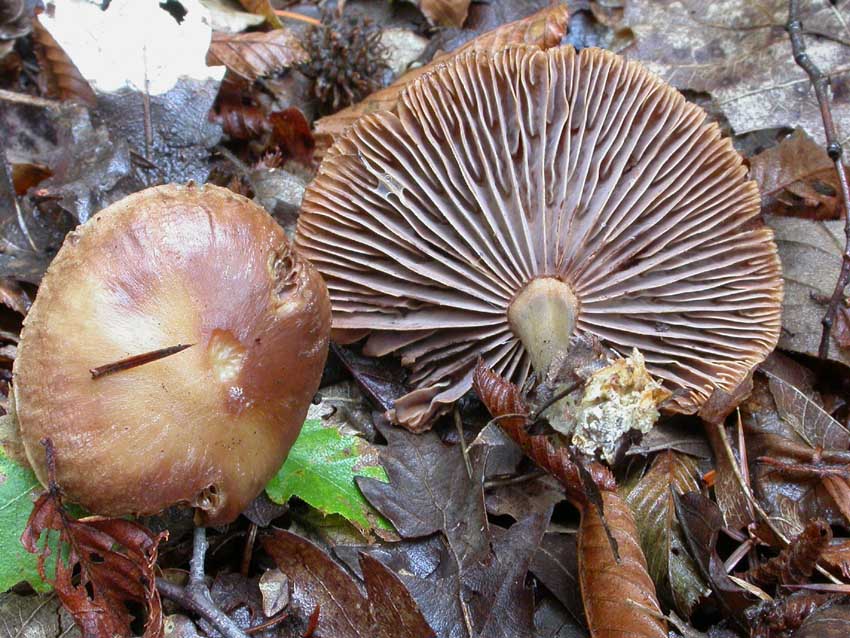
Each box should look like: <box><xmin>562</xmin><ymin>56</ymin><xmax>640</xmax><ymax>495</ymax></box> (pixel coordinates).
<box><xmin>157</xmin><ymin>579</ymin><xmax>248</xmax><ymax>638</ymax></box>
<box><xmin>787</xmin><ymin>0</ymin><xmax>850</xmax><ymax>359</ymax></box>
<box><xmin>274</xmin><ymin>9</ymin><xmax>322</xmax><ymax>26</ymax></box>
<box><xmin>157</xmin><ymin>527</ymin><xmax>249</xmax><ymax>638</ymax></box>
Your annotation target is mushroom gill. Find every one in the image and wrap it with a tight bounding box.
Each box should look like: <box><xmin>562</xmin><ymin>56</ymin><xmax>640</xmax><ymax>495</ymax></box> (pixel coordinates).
<box><xmin>295</xmin><ymin>45</ymin><xmax>783</xmax><ymax>431</ymax></box>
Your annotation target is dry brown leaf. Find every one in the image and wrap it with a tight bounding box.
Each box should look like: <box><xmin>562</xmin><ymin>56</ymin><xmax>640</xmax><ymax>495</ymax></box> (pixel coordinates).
<box><xmin>22</xmin><ymin>491</ymin><xmax>166</xmax><ymax>638</ymax></box>
<box><xmin>579</xmin><ymin>491</ymin><xmax>668</xmax><ymax>638</ymax></box>
<box><xmin>207</xmin><ymin>29</ymin><xmax>307</xmax><ymax>80</ymax></box>
<box><xmin>313</xmin><ymin>3</ymin><xmax>569</xmax><ymax>149</ymax></box>
<box><xmin>622</xmin><ymin>0</ymin><xmax>850</xmax><ymax>146</ymax></box>
<box><xmin>262</xmin><ymin>529</ymin><xmax>435</xmax><ymax>638</ymax></box>
<box><xmin>31</xmin><ymin>18</ymin><xmax>95</xmax><ymax>105</ymax></box>
<box><xmin>749</xmin><ymin>129</ymin><xmax>847</xmax><ymax>220</ymax></box>
<box><xmin>415</xmin><ymin>0</ymin><xmax>471</xmax><ymax>28</ymax></box>
<box><xmin>236</xmin><ymin>0</ymin><xmax>282</xmax><ymax>28</ymax></box>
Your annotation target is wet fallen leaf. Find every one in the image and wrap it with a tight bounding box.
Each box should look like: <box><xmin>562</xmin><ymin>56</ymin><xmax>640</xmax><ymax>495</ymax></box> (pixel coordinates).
<box><xmin>207</xmin><ymin>29</ymin><xmax>307</xmax><ymax>81</ymax></box>
<box><xmin>533</xmin><ymin>596</ymin><xmax>586</xmax><ymax>638</ymax></box>
<box><xmin>530</xmin><ymin>532</ymin><xmax>585</xmax><ymax>628</ymax></box>
<box><xmin>765</xmin><ymin>215</ymin><xmax>850</xmax><ymax>365</ymax></box>
<box><xmin>356</xmin><ymin>416</ymin><xmax>489</xmax><ymax>569</ymax></box>
<box><xmin>749</xmin><ymin>129</ymin><xmax>846</xmax><ymax>220</ymax></box>
<box><xmin>622</xmin><ymin>0</ymin><xmax>850</xmax><ymax>145</ymax></box>
<box><xmin>623</xmin><ymin>451</ymin><xmax>711</xmax><ymax>616</ymax></box>
<box><xmin>795</xmin><ymin>603</ymin><xmax>850</xmax><ymax>638</ymax></box>
<box><xmin>464</xmin><ymin>511</ymin><xmax>550</xmax><ymax>638</ymax></box>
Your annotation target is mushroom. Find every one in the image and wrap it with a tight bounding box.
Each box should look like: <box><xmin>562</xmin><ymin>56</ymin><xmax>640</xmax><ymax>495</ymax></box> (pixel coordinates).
<box><xmin>13</xmin><ymin>183</ymin><xmax>331</xmax><ymax>524</ymax></box>
<box><xmin>295</xmin><ymin>45</ymin><xmax>783</xmax><ymax>431</ymax></box>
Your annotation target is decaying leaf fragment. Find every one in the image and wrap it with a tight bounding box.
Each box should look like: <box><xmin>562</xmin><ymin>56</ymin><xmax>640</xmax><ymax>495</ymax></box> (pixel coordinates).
<box><xmin>22</xmin><ymin>489</ymin><xmax>166</xmax><ymax>638</ymax></box>
<box><xmin>561</xmin><ymin>350</ymin><xmax>670</xmax><ymax>461</ymax></box>
<box><xmin>623</xmin><ymin>451</ymin><xmax>710</xmax><ymax>616</ymax></box>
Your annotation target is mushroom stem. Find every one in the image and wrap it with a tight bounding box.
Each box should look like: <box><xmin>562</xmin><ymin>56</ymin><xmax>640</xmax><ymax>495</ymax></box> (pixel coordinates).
<box><xmin>508</xmin><ymin>277</ymin><xmax>579</xmax><ymax>375</ymax></box>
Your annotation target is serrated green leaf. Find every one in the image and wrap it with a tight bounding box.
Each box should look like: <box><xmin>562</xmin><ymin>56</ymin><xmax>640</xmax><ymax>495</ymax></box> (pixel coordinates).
<box><xmin>0</xmin><ymin>447</ymin><xmax>49</xmax><ymax>592</ymax></box>
<box><xmin>266</xmin><ymin>418</ymin><xmax>393</xmax><ymax>535</ymax></box>
<box><xmin>623</xmin><ymin>450</ymin><xmax>710</xmax><ymax>616</ymax></box>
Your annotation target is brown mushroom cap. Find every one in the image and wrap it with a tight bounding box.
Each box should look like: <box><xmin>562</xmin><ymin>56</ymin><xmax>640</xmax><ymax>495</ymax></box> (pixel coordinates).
<box><xmin>14</xmin><ymin>183</ymin><xmax>331</xmax><ymax>524</ymax></box>
<box><xmin>295</xmin><ymin>45</ymin><xmax>783</xmax><ymax>431</ymax></box>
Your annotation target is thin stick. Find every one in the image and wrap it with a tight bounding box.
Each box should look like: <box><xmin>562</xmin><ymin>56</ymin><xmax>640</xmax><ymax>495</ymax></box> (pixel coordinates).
<box><xmin>787</xmin><ymin>0</ymin><xmax>850</xmax><ymax>359</ymax></box>
<box><xmin>454</xmin><ymin>406</ymin><xmax>472</xmax><ymax>479</ymax></box>
<box><xmin>0</xmin><ymin>88</ymin><xmax>61</xmax><ymax>111</ymax></box>
<box><xmin>89</xmin><ymin>343</ymin><xmax>193</xmax><ymax>379</ymax></box>
<box><xmin>245</xmin><ymin>611</ymin><xmax>288</xmax><ymax>635</ymax></box>
<box><xmin>157</xmin><ymin>580</ymin><xmax>248</xmax><ymax>638</ymax></box>
<box><xmin>274</xmin><ymin>9</ymin><xmax>322</xmax><ymax>26</ymax></box>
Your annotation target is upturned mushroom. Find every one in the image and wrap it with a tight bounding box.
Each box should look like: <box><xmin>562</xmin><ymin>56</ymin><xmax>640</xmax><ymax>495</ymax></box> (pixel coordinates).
<box><xmin>295</xmin><ymin>45</ymin><xmax>783</xmax><ymax>431</ymax></box>
<box><xmin>13</xmin><ymin>183</ymin><xmax>331</xmax><ymax>524</ymax></box>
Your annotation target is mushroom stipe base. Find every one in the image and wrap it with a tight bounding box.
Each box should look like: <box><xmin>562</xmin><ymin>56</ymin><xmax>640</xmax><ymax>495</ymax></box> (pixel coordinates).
<box><xmin>508</xmin><ymin>277</ymin><xmax>579</xmax><ymax>375</ymax></box>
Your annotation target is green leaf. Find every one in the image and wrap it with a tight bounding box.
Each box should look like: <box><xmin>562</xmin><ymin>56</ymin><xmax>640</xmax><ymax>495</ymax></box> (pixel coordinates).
<box><xmin>0</xmin><ymin>446</ymin><xmax>49</xmax><ymax>592</ymax></box>
<box><xmin>623</xmin><ymin>450</ymin><xmax>711</xmax><ymax>616</ymax></box>
<box><xmin>266</xmin><ymin>418</ymin><xmax>393</xmax><ymax>536</ymax></box>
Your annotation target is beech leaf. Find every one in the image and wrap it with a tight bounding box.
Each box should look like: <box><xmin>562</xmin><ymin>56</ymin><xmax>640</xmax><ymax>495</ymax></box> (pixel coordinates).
<box><xmin>623</xmin><ymin>451</ymin><xmax>711</xmax><ymax>616</ymax></box>
<box><xmin>414</xmin><ymin>0</ymin><xmax>472</xmax><ymax>28</ymax></box>
<box><xmin>266</xmin><ymin>417</ymin><xmax>393</xmax><ymax>537</ymax></box>
<box><xmin>207</xmin><ymin>29</ymin><xmax>308</xmax><ymax>80</ymax></box>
